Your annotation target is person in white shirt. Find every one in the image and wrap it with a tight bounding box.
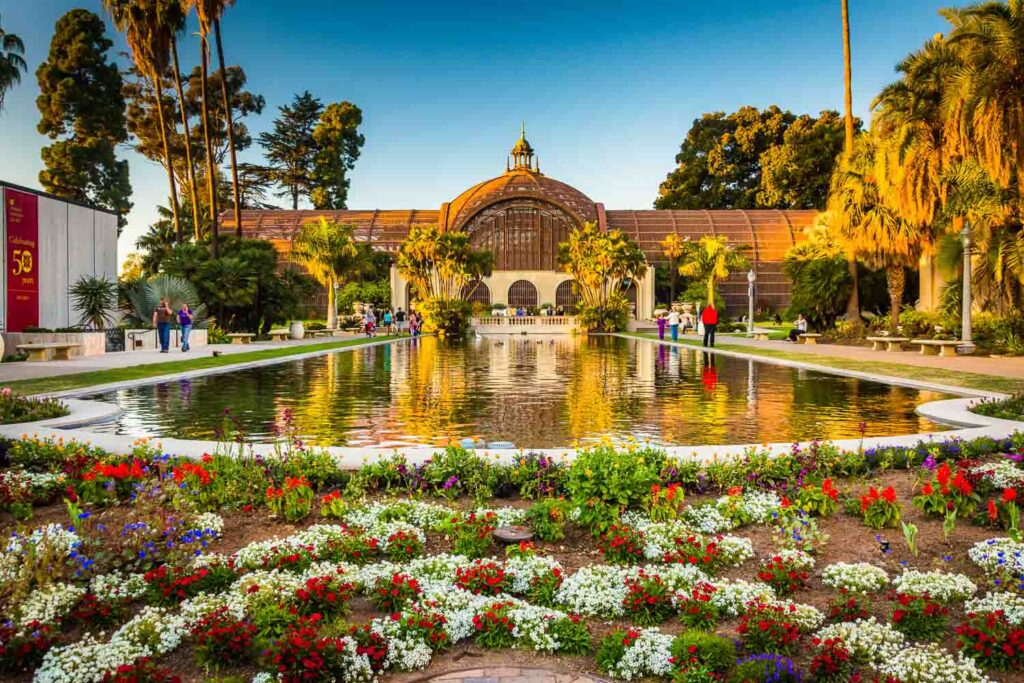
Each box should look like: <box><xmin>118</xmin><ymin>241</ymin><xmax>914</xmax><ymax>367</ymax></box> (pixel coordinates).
<box><xmin>667</xmin><ymin>309</ymin><xmax>681</xmax><ymax>341</ymax></box>
<box><xmin>788</xmin><ymin>313</ymin><xmax>809</xmax><ymax>342</ymax></box>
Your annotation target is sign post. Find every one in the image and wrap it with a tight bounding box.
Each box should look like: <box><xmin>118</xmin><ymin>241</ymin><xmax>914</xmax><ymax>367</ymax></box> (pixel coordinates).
<box><xmin>5</xmin><ymin>188</ymin><xmax>40</xmax><ymax>332</ymax></box>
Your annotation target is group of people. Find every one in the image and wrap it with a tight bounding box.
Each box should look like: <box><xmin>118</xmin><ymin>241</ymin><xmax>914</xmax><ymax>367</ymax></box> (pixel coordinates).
<box><xmin>657</xmin><ymin>304</ymin><xmax>720</xmax><ymax>347</ymax></box>
<box><xmin>362</xmin><ymin>307</ymin><xmax>423</xmax><ymax>338</ymax></box>
<box><xmin>152</xmin><ymin>298</ymin><xmax>193</xmax><ymax>353</ymax></box>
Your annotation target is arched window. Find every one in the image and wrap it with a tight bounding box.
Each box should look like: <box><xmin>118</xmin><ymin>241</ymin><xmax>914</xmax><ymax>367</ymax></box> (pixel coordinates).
<box><xmin>460</xmin><ymin>280</ymin><xmax>491</xmax><ymax>305</ymax></box>
<box><xmin>508</xmin><ymin>280</ymin><xmax>538</xmax><ymax>308</ymax></box>
<box><xmin>555</xmin><ymin>279</ymin><xmax>582</xmax><ymax>314</ymax></box>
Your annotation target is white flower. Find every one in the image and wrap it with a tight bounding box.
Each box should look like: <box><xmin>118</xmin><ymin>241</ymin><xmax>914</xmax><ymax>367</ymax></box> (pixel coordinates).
<box><xmin>556</xmin><ymin>565</ymin><xmax>628</xmax><ymax>617</ymax></box>
<box><xmin>504</xmin><ymin>554</ymin><xmax>562</xmax><ymax>595</ymax></box>
<box><xmin>875</xmin><ymin>643</ymin><xmax>991</xmax><ymax>683</ymax></box>
<box><xmin>821</xmin><ymin>562</ymin><xmax>889</xmax><ymax>593</ymax></box>
<box><xmin>680</xmin><ymin>505</ymin><xmax>734</xmax><ymax>533</ymax></box>
<box><xmin>716</xmin><ymin>490</ymin><xmax>780</xmax><ymax>525</ymax></box>
<box><xmin>772</xmin><ymin>548</ymin><xmax>814</xmax><ymax>570</ymax></box>
<box><xmin>189</xmin><ymin>511</ymin><xmax>224</xmax><ymax>536</ymax></box>
<box><xmin>965</xmin><ymin>591</ymin><xmax>1024</xmax><ymax>625</ymax></box>
<box><xmin>709</xmin><ymin>579</ymin><xmax>775</xmax><ymax>617</ymax></box>
<box><xmin>892</xmin><ymin>569</ymin><xmax>976</xmax><ymax>603</ymax></box>
<box><xmin>89</xmin><ymin>572</ymin><xmax>147</xmax><ymax>603</ymax></box>
<box><xmin>603</xmin><ymin>628</ymin><xmax>674</xmax><ymax>680</ymax></box>
<box><xmin>17</xmin><ymin>582</ymin><xmax>85</xmax><ymax>628</ymax></box>
<box><xmin>969</xmin><ymin>460</ymin><xmax>1024</xmax><ymax>490</ymax></box>
<box><xmin>816</xmin><ymin>617</ymin><xmax>905</xmax><ymax>665</ymax></box>
<box><xmin>968</xmin><ymin>538</ymin><xmax>1024</xmax><ymax>577</ymax></box>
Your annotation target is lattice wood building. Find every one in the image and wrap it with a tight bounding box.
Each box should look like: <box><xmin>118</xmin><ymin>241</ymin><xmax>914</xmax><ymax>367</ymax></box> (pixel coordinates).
<box><xmin>221</xmin><ymin>129</ymin><xmax>817</xmax><ymax>317</ymax></box>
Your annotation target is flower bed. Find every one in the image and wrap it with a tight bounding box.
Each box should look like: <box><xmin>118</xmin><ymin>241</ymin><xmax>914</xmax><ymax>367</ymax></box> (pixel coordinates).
<box><xmin>2</xmin><ymin>433</ymin><xmax>1024</xmax><ymax>681</ymax></box>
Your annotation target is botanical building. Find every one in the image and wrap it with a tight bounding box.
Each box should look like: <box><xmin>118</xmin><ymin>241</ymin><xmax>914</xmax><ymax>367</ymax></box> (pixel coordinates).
<box><xmin>223</xmin><ymin>129</ymin><xmax>818</xmax><ymax>316</ymax></box>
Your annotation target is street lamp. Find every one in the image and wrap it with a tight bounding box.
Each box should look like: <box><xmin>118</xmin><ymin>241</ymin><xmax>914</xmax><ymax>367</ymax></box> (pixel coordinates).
<box><xmin>746</xmin><ymin>269</ymin><xmax>757</xmax><ymax>335</ymax></box>
<box><xmin>960</xmin><ymin>222</ymin><xmax>976</xmax><ymax>355</ymax></box>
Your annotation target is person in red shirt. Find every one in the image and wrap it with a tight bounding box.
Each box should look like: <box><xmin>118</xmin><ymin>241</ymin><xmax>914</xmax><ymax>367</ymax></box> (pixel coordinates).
<box><xmin>701</xmin><ymin>303</ymin><xmax>719</xmax><ymax>347</ymax></box>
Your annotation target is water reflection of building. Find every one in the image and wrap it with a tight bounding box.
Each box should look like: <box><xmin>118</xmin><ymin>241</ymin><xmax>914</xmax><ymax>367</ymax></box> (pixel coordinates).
<box><xmin>224</xmin><ymin>128</ymin><xmax>817</xmax><ymax>317</ymax></box>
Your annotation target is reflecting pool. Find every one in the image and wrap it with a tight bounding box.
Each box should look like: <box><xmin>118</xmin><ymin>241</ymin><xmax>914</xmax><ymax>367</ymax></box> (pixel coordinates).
<box><xmin>85</xmin><ymin>336</ymin><xmax>951</xmax><ymax>448</ymax></box>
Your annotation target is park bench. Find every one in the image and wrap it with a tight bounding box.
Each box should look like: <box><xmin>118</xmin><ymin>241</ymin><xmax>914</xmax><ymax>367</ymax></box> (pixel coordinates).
<box><xmin>17</xmin><ymin>342</ymin><xmax>81</xmax><ymax>362</ymax></box>
<box><xmin>751</xmin><ymin>329</ymin><xmax>772</xmax><ymax>341</ymax></box>
<box><xmin>911</xmin><ymin>339</ymin><xmax>960</xmax><ymax>357</ymax></box>
<box><xmin>268</xmin><ymin>329</ymin><xmax>289</xmax><ymax>342</ymax></box>
<box><xmin>866</xmin><ymin>336</ymin><xmax>910</xmax><ymax>352</ymax></box>
<box><xmin>227</xmin><ymin>333</ymin><xmax>255</xmax><ymax>345</ymax></box>
<box><xmin>797</xmin><ymin>333</ymin><xmax>823</xmax><ymax>345</ymax></box>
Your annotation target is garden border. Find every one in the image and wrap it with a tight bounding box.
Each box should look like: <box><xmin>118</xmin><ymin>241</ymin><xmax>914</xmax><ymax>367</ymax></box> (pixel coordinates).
<box><xmin>2</xmin><ymin>333</ymin><xmax>1023</xmax><ymax>468</ymax></box>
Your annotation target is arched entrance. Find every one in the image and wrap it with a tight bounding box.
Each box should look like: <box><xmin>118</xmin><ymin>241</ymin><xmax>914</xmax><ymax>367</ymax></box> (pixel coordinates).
<box><xmin>461</xmin><ymin>280</ymin><xmax>491</xmax><ymax>305</ymax></box>
<box><xmin>622</xmin><ymin>281</ymin><xmax>638</xmax><ymax>318</ymax></box>
<box><xmin>508</xmin><ymin>280</ymin><xmax>538</xmax><ymax>308</ymax></box>
<box><xmin>555</xmin><ymin>279</ymin><xmax>582</xmax><ymax>314</ymax></box>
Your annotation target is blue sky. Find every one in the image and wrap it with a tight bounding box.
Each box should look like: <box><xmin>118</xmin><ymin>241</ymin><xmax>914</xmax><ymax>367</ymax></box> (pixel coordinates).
<box><xmin>0</xmin><ymin>0</ymin><xmax>951</xmax><ymax>263</ymax></box>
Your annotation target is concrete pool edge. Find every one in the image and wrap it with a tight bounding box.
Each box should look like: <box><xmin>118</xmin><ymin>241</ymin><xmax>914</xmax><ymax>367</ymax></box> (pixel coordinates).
<box><xmin>1</xmin><ymin>334</ymin><xmax>1022</xmax><ymax>466</ymax></box>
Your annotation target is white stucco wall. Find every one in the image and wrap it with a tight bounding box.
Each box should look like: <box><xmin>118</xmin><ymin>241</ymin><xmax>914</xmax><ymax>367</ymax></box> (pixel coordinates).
<box><xmin>66</xmin><ymin>203</ymin><xmax>96</xmax><ymax>326</ymax></box>
<box><xmin>38</xmin><ymin>196</ymin><xmax>70</xmax><ymax>329</ymax></box>
<box><xmin>94</xmin><ymin>210</ymin><xmax>117</xmax><ymax>280</ymax></box>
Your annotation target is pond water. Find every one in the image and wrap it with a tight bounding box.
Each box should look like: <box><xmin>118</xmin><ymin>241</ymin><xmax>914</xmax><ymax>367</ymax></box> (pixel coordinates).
<box><xmin>85</xmin><ymin>336</ymin><xmax>951</xmax><ymax>448</ymax></box>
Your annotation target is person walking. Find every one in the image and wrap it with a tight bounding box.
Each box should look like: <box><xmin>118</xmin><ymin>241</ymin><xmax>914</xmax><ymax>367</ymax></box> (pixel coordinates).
<box><xmin>363</xmin><ymin>308</ymin><xmax>376</xmax><ymax>338</ymax></box>
<box><xmin>383</xmin><ymin>308</ymin><xmax>394</xmax><ymax>335</ymax></box>
<box><xmin>395</xmin><ymin>307</ymin><xmax>406</xmax><ymax>334</ymax></box>
<box><xmin>701</xmin><ymin>302</ymin><xmax>719</xmax><ymax>348</ymax></box>
<box><xmin>787</xmin><ymin>313</ymin><xmax>809</xmax><ymax>342</ymax></box>
<box><xmin>178</xmin><ymin>302</ymin><xmax>194</xmax><ymax>352</ymax></box>
<box><xmin>667</xmin><ymin>308</ymin><xmax>680</xmax><ymax>342</ymax></box>
<box><xmin>656</xmin><ymin>312</ymin><xmax>667</xmax><ymax>340</ymax></box>
<box><xmin>152</xmin><ymin>298</ymin><xmax>174</xmax><ymax>353</ymax></box>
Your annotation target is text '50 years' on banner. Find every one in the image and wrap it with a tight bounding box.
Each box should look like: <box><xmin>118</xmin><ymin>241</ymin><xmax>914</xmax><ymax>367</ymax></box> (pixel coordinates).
<box><xmin>5</xmin><ymin>188</ymin><xmax>39</xmax><ymax>332</ymax></box>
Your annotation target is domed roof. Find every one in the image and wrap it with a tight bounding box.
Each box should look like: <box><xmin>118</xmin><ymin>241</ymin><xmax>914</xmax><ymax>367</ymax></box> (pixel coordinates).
<box><xmin>442</xmin><ymin>168</ymin><xmax>599</xmax><ymax>232</ymax></box>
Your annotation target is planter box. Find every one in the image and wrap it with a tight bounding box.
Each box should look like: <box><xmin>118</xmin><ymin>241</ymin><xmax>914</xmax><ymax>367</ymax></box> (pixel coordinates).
<box><xmin>1</xmin><ymin>331</ymin><xmax>105</xmax><ymax>357</ymax></box>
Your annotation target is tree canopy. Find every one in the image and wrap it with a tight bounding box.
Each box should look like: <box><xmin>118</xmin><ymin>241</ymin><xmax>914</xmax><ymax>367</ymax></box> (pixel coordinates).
<box><xmin>656</xmin><ymin>106</ymin><xmax>858</xmax><ymax>210</ymax></box>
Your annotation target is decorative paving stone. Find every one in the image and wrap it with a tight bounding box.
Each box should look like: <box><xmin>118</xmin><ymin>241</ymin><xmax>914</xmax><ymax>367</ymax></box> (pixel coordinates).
<box><xmin>493</xmin><ymin>525</ymin><xmax>534</xmax><ymax>545</ymax></box>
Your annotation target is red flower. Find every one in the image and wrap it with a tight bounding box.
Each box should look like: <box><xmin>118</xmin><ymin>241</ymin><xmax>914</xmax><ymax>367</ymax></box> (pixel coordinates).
<box><xmin>1004</xmin><ymin>488</ymin><xmax>1018</xmax><ymax>503</ymax></box>
<box><xmin>881</xmin><ymin>486</ymin><xmax>897</xmax><ymax>504</ymax></box>
<box><xmin>989</xmin><ymin>499</ymin><xmax>1000</xmax><ymax>522</ymax></box>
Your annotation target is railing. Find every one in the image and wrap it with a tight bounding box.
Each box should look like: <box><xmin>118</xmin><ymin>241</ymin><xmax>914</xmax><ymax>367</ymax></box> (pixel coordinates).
<box><xmin>473</xmin><ymin>316</ymin><xmax>576</xmax><ymax>327</ymax></box>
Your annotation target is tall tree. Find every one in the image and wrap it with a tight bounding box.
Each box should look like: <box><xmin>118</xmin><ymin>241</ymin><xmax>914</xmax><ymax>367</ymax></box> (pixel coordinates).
<box><xmin>840</xmin><ymin>0</ymin><xmax>861</xmax><ymax>325</ymax></box>
<box><xmin>258</xmin><ymin>91</ymin><xmax>324</xmax><ymax>209</ymax></box>
<box><xmin>168</xmin><ymin>13</ymin><xmax>201</xmax><ymax>240</ymax></box>
<box><xmin>677</xmin><ymin>235</ymin><xmax>750</xmax><ymax>308</ymax></box>
<box><xmin>103</xmin><ymin>0</ymin><xmax>183</xmax><ymax>241</ymax></box>
<box><xmin>0</xmin><ymin>12</ymin><xmax>26</xmax><ymax>112</ymax></box>
<box><xmin>311</xmin><ymin>101</ymin><xmax>365</xmax><ymax>209</ymax></box>
<box><xmin>290</xmin><ymin>218</ymin><xmax>364</xmax><ymax>328</ymax></box>
<box><xmin>36</xmin><ymin>9</ymin><xmax>132</xmax><ymax>230</ymax></box>
<box><xmin>758</xmin><ymin>110</ymin><xmax>849</xmax><ymax>209</ymax></box>
<box><xmin>659</xmin><ymin>233</ymin><xmax>684</xmax><ymax>304</ymax></box>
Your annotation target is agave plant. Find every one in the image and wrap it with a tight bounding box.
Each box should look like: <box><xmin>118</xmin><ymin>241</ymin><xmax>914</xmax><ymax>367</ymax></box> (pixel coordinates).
<box><xmin>69</xmin><ymin>275</ymin><xmax>120</xmax><ymax>330</ymax></box>
<box><xmin>123</xmin><ymin>274</ymin><xmax>211</xmax><ymax>328</ymax></box>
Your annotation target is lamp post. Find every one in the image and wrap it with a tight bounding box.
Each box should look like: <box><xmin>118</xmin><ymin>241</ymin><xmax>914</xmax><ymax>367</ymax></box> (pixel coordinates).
<box><xmin>746</xmin><ymin>269</ymin><xmax>756</xmax><ymax>335</ymax></box>
<box><xmin>960</xmin><ymin>222</ymin><xmax>976</xmax><ymax>355</ymax></box>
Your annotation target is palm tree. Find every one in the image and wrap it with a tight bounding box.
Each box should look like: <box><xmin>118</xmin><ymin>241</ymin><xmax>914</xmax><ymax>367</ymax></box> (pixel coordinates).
<box><xmin>660</xmin><ymin>232</ymin><xmax>684</xmax><ymax>305</ymax></box>
<box><xmin>0</xmin><ymin>13</ymin><xmax>26</xmax><ymax>112</ymax></box>
<box><xmin>103</xmin><ymin>0</ymin><xmax>183</xmax><ymax>241</ymax></box>
<box><xmin>69</xmin><ymin>275</ymin><xmax>120</xmax><ymax>330</ymax></box>
<box><xmin>167</xmin><ymin>1</ymin><xmax>201</xmax><ymax>241</ymax></box>
<box><xmin>188</xmin><ymin>0</ymin><xmax>241</xmax><ymax>238</ymax></box>
<box><xmin>829</xmin><ymin>135</ymin><xmax>929</xmax><ymax>329</ymax></box>
<box><xmin>840</xmin><ymin>0</ymin><xmax>861</xmax><ymax>324</ymax></box>
<box><xmin>677</xmin><ymin>235</ymin><xmax>749</xmax><ymax>308</ymax></box>
<box><xmin>943</xmin><ymin>1</ymin><xmax>1024</xmax><ymax>198</ymax></box>
<box><xmin>290</xmin><ymin>218</ymin><xmax>362</xmax><ymax>328</ymax></box>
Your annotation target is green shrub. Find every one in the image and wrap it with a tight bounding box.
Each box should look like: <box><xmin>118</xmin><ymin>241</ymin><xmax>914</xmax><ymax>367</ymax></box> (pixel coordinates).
<box><xmin>671</xmin><ymin>631</ymin><xmax>736</xmax><ymax>673</ymax></box>
<box><xmin>974</xmin><ymin>394</ymin><xmax>1024</xmax><ymax>421</ymax></box>
<box><xmin>0</xmin><ymin>391</ymin><xmax>69</xmax><ymax>425</ymax></box>
<box><xmin>527</xmin><ymin>498</ymin><xmax>572</xmax><ymax>542</ymax></box>
<box><xmin>566</xmin><ymin>445</ymin><xmax>665</xmax><ymax>535</ymax></box>
<box><xmin>577</xmin><ymin>293</ymin><xmax>631</xmax><ymax>332</ymax></box>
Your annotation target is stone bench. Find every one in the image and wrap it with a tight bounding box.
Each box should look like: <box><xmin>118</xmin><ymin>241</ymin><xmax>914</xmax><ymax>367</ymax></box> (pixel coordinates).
<box><xmin>17</xmin><ymin>342</ymin><xmax>81</xmax><ymax>362</ymax></box>
<box><xmin>798</xmin><ymin>333</ymin><xmax>823</xmax><ymax>345</ymax></box>
<box><xmin>227</xmin><ymin>333</ymin><xmax>255</xmax><ymax>345</ymax></box>
<box><xmin>867</xmin><ymin>336</ymin><xmax>910</xmax><ymax>352</ymax></box>
<box><xmin>911</xmin><ymin>339</ymin><xmax>960</xmax><ymax>357</ymax></box>
<box><xmin>753</xmin><ymin>331</ymin><xmax>771</xmax><ymax>341</ymax></box>
<box><xmin>268</xmin><ymin>330</ymin><xmax>289</xmax><ymax>342</ymax></box>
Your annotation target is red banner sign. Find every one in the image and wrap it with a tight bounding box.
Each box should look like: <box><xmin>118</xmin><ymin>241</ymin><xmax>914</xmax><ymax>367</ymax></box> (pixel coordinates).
<box><xmin>5</xmin><ymin>188</ymin><xmax>39</xmax><ymax>332</ymax></box>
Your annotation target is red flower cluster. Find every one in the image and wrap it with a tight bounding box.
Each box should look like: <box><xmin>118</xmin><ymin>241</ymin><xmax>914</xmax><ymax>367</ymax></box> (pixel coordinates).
<box><xmin>860</xmin><ymin>486</ymin><xmax>897</xmax><ymax>512</ymax></box>
<box><xmin>384</xmin><ymin>529</ymin><xmax>424</xmax><ymax>561</ymax></box>
<box><xmin>890</xmin><ymin>592</ymin><xmax>948</xmax><ymax>640</ymax></box>
<box><xmin>389</xmin><ymin>604</ymin><xmax>450</xmax><ymax>651</ymax></box>
<box><xmin>623</xmin><ymin>570</ymin><xmax>674</xmax><ymax>626</ymax></box>
<box><xmin>173</xmin><ymin>461</ymin><xmax>213</xmax><ymax>486</ymax></box>
<box><xmin>271</xmin><ymin>615</ymin><xmax>351</xmax><ymax>681</ymax></box>
<box><xmin>757</xmin><ymin>554</ymin><xmax>810</xmax><ymax>596</ymax></box>
<box><xmin>100</xmin><ymin>657</ymin><xmax>182</xmax><ymax>683</ymax></box>
<box><xmin>455</xmin><ymin>561</ymin><xmax>507</xmax><ymax>595</ymax></box>
<box><xmin>827</xmin><ymin>589</ymin><xmax>872</xmax><ymax>622</ymax></box>
<box><xmin>600</xmin><ymin>524</ymin><xmax>646</xmax><ymax>564</ymax></box>
<box><xmin>809</xmin><ymin>637</ymin><xmax>853</xmax><ymax>680</ymax></box>
<box><xmin>472</xmin><ymin>600</ymin><xmax>518</xmax><ymax>649</ymax></box>
<box><xmin>736</xmin><ymin>601</ymin><xmax>802</xmax><ymax>654</ymax></box>
<box><xmin>143</xmin><ymin>564</ymin><xmax>213</xmax><ymax>604</ymax></box>
<box><xmin>0</xmin><ymin>620</ymin><xmax>54</xmax><ymax>672</ymax></box>
<box><xmin>370</xmin><ymin>572</ymin><xmax>422</xmax><ymax>612</ymax></box>
<box><xmin>663</xmin><ymin>534</ymin><xmax>721</xmax><ymax>567</ymax></box>
<box><xmin>955</xmin><ymin>610</ymin><xmax>1024</xmax><ymax>670</ymax></box>
<box><xmin>295</xmin><ymin>574</ymin><xmax>355</xmax><ymax>616</ymax></box>
<box><xmin>821</xmin><ymin>478</ymin><xmax>839</xmax><ymax>501</ymax></box>
<box><xmin>81</xmin><ymin>459</ymin><xmax>146</xmax><ymax>482</ymax></box>
<box><xmin>349</xmin><ymin>624</ymin><xmax>389</xmax><ymax>672</ymax></box>
<box><xmin>191</xmin><ymin>608</ymin><xmax>257</xmax><ymax>669</ymax></box>
<box><xmin>677</xmin><ymin>581</ymin><xmax>719</xmax><ymax>630</ymax></box>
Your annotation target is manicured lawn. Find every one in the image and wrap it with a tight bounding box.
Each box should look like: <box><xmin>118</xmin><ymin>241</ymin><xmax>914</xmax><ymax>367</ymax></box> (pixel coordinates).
<box><xmin>621</xmin><ymin>332</ymin><xmax>1024</xmax><ymax>395</ymax></box>
<box><xmin>3</xmin><ymin>335</ymin><xmax>400</xmax><ymax>397</ymax></box>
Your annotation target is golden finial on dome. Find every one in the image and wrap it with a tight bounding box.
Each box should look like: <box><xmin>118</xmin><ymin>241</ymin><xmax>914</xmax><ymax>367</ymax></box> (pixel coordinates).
<box><xmin>509</xmin><ymin>122</ymin><xmax>535</xmax><ymax>171</ymax></box>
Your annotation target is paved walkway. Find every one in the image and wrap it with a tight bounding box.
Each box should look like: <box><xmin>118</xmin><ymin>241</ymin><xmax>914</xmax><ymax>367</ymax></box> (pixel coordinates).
<box><xmin>0</xmin><ymin>335</ymin><xmax>368</xmax><ymax>383</ymax></box>
<box><xmin>421</xmin><ymin>668</ymin><xmax>602</xmax><ymax>683</ymax></box>
<box><xmin>657</xmin><ymin>331</ymin><xmax>1024</xmax><ymax>381</ymax></box>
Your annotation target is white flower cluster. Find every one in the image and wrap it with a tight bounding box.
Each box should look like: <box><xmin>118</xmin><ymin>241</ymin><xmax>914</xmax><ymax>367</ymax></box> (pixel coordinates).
<box><xmin>0</xmin><ymin>469</ymin><xmax>65</xmax><ymax>501</ymax></box>
<box><xmin>371</xmin><ymin>614</ymin><xmax>434</xmax><ymax>671</ymax></box>
<box><xmin>874</xmin><ymin>643</ymin><xmax>992</xmax><ymax>683</ymax></box>
<box><xmin>970</xmin><ymin>460</ymin><xmax>1024</xmax><ymax>490</ymax></box>
<box><xmin>189</xmin><ymin>511</ymin><xmax>224</xmax><ymax>536</ymax></box>
<box><xmin>474</xmin><ymin>506</ymin><xmax>528</xmax><ymax>527</ymax></box>
<box><xmin>607</xmin><ymin>512</ymin><xmax>752</xmax><ymax>566</ymax></box>
<box><xmin>821</xmin><ymin>562</ymin><xmax>889</xmax><ymax>593</ymax></box>
<box><xmin>251</xmin><ymin>674</ymin><xmax>280</xmax><ymax>683</ymax></box>
<box><xmin>968</xmin><ymin>538</ymin><xmax>1024</xmax><ymax>578</ymax></box>
<box><xmin>965</xmin><ymin>591</ymin><xmax>1024</xmax><ymax>625</ymax></box>
<box><xmin>344</xmin><ymin>499</ymin><xmax>452</xmax><ymax>532</ymax></box>
<box><xmin>708</xmin><ymin>579</ymin><xmax>776</xmax><ymax>617</ymax></box>
<box><xmin>603</xmin><ymin>628</ymin><xmax>675</xmax><ymax>681</ymax></box>
<box><xmin>17</xmin><ymin>582</ymin><xmax>85</xmax><ymax>628</ymax></box>
<box><xmin>89</xmin><ymin>572</ymin><xmax>147</xmax><ymax>603</ymax></box>
<box><xmin>763</xmin><ymin>599</ymin><xmax>824</xmax><ymax>631</ymax></box>
<box><xmin>716</xmin><ymin>489</ymin><xmax>781</xmax><ymax>525</ymax></box>
<box><xmin>892</xmin><ymin>569</ymin><xmax>977</xmax><ymax>603</ymax></box>
<box><xmin>714</xmin><ymin>536</ymin><xmax>755</xmax><ymax>567</ymax></box>
<box><xmin>815</xmin><ymin>617</ymin><xmax>905</xmax><ymax>665</ymax></box>
<box><xmin>504</xmin><ymin>554</ymin><xmax>562</xmax><ymax>595</ymax></box>
<box><xmin>680</xmin><ymin>504</ymin><xmax>734</xmax><ymax>534</ymax></box>
<box><xmin>178</xmin><ymin>591</ymin><xmax>246</xmax><ymax>627</ymax></box>
<box><xmin>772</xmin><ymin>548</ymin><xmax>814</xmax><ymax>570</ymax></box>
<box><xmin>372</xmin><ymin>521</ymin><xmax>426</xmax><ymax>551</ymax></box>
<box><xmin>555</xmin><ymin>563</ymin><xmax>710</xmax><ymax>618</ymax></box>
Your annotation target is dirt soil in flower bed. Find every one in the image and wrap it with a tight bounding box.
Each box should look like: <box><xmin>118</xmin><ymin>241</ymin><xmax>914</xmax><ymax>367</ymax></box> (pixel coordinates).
<box><xmin>5</xmin><ymin>469</ymin><xmax>1024</xmax><ymax>682</ymax></box>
